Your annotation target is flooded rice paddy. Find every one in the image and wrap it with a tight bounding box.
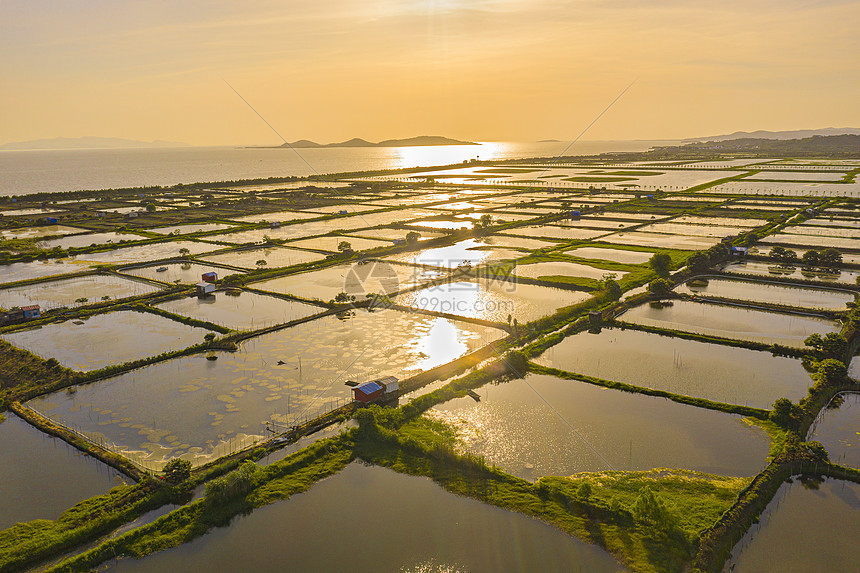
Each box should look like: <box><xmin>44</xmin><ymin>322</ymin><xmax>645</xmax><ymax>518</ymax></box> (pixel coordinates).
<box><xmin>676</xmin><ymin>277</ymin><xmax>854</xmax><ymax>309</ymax></box>
<box><xmin>620</xmin><ymin>300</ymin><xmax>839</xmax><ymax>347</ymax></box>
<box><xmin>3</xmin><ymin>311</ymin><xmax>212</xmax><ymax>371</ymax></box>
<box><xmin>428</xmin><ymin>373</ymin><xmax>769</xmax><ymax>480</ymax></box>
<box><xmin>533</xmin><ymin>328</ymin><xmax>812</xmax><ymax>408</ymax></box>
<box><xmin>103</xmin><ymin>462</ymin><xmax>623</xmax><ymax>573</ymax></box>
<box><xmin>28</xmin><ymin>309</ymin><xmax>503</xmax><ymax>466</ymax></box>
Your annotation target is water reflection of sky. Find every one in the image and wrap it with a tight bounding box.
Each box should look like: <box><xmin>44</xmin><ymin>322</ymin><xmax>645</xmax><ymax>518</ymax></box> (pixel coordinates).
<box><xmin>398</xmin><ymin>279</ymin><xmax>591</xmax><ymax>323</ymax></box>
<box><xmin>428</xmin><ymin>373</ymin><xmax>769</xmax><ymax>480</ymax></box>
<box><xmin>28</xmin><ymin>309</ymin><xmax>504</xmax><ymax>467</ymax></box>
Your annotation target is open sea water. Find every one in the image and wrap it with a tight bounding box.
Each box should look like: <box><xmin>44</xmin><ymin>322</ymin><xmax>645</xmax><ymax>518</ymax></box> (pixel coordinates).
<box><xmin>0</xmin><ymin>140</ymin><xmax>673</xmax><ymax>197</ymax></box>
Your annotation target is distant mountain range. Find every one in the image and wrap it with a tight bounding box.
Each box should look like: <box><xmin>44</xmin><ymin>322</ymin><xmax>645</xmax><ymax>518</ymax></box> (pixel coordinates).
<box><xmin>0</xmin><ymin>137</ymin><xmax>190</xmax><ymax>151</ymax></box>
<box><xmin>279</xmin><ymin>135</ymin><xmax>476</xmax><ymax>148</ymax></box>
<box><xmin>684</xmin><ymin>127</ymin><xmax>860</xmax><ymax>143</ymax></box>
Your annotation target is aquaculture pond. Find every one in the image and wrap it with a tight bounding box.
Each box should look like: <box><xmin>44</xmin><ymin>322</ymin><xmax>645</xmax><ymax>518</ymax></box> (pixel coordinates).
<box><xmin>0</xmin><ymin>225</ymin><xmax>82</xmax><ymax>240</ymax></box>
<box><xmin>146</xmin><ymin>222</ymin><xmax>239</xmax><ymax>235</ymax></box>
<box><xmin>0</xmin><ymin>259</ymin><xmax>93</xmax><ymax>285</ymax></box>
<box><xmin>197</xmin><ymin>246</ymin><xmax>326</xmax><ymax>270</ymax></box>
<box><xmin>533</xmin><ymin>328</ymin><xmax>812</xmax><ymax>409</ymax></box>
<box><xmin>284</xmin><ymin>235</ymin><xmax>393</xmax><ymax>252</ymax></box>
<box><xmin>500</xmin><ymin>225</ymin><xmax>607</xmax><ymax>241</ymax></box>
<box><xmin>601</xmin><ymin>231</ymin><xmax>722</xmax><ymax>250</ymax></box>
<box><xmin>620</xmin><ymin>300</ymin><xmax>839</xmax><ymax>347</ymax></box>
<box><xmin>35</xmin><ymin>231</ymin><xmax>147</xmax><ymax>250</ymax></box>
<box><xmin>103</xmin><ymin>463</ymin><xmax>623</xmax><ymax>573</ymax></box>
<box><xmin>0</xmin><ymin>274</ymin><xmax>161</xmax><ymax>311</ymax></box>
<box><xmin>396</xmin><ymin>279</ymin><xmax>591</xmax><ymax>324</ymax></box>
<box><xmin>761</xmin><ymin>233</ymin><xmax>860</xmax><ymax>250</ymax></box>
<box><xmin>250</xmin><ymin>261</ymin><xmax>447</xmax><ymax>302</ymax></box>
<box><xmin>66</xmin><ymin>240</ymin><xmax>217</xmax><ymax>266</ymax></box>
<box><xmin>428</xmin><ymin>373</ymin><xmax>769</xmax><ymax>480</ymax></box>
<box><xmin>225</xmin><ymin>210</ymin><xmax>322</xmax><ymax>224</ymax></box>
<box><xmin>809</xmin><ymin>392</ymin><xmax>860</xmax><ymax>468</ymax></box>
<box><xmin>28</xmin><ymin>310</ymin><xmax>504</xmax><ymax>467</ymax></box>
<box><xmin>722</xmin><ymin>260</ymin><xmax>860</xmax><ymax>285</ymax></box>
<box><xmin>156</xmin><ymin>291</ymin><xmax>323</xmax><ymax>330</ymax></box>
<box><xmin>785</xmin><ymin>225</ymin><xmax>860</xmax><ymax>239</ymax></box>
<box><xmin>725</xmin><ymin>478</ymin><xmax>860</xmax><ymax>572</ymax></box>
<box><xmin>2</xmin><ymin>311</ymin><xmax>213</xmax><ymax>371</ymax></box>
<box><xmin>675</xmin><ymin>277</ymin><xmax>854</xmax><ymax>310</ymax></box>
<box><xmin>514</xmin><ymin>261</ymin><xmax>626</xmax><ymax>281</ymax></box>
<box><xmin>480</xmin><ymin>234</ymin><xmax>560</xmax><ymax>251</ymax></box>
<box><xmin>639</xmin><ymin>222</ymin><xmax>741</xmax><ymax>237</ymax></box>
<box><xmin>388</xmin><ymin>238</ymin><xmax>525</xmax><ymax>269</ymax></box>
<box><xmin>565</xmin><ymin>246</ymin><xmax>653</xmax><ymax>264</ymax></box>
<box><xmin>0</xmin><ymin>413</ymin><xmax>126</xmax><ymax>530</ymax></box>
<box><xmin>406</xmin><ymin>218</ymin><xmax>473</xmax><ymax>230</ymax></box>
<box><xmin>121</xmin><ymin>261</ymin><xmax>229</xmax><ymax>285</ymax></box>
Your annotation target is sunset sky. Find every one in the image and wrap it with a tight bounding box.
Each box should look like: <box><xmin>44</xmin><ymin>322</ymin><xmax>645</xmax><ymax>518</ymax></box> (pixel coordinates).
<box><xmin>2</xmin><ymin>0</ymin><xmax>858</xmax><ymax>146</ymax></box>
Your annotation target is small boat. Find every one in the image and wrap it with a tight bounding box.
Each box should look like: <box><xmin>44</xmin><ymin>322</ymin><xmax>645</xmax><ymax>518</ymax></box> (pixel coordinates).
<box><xmin>156</xmin><ymin>266</ymin><xmax>168</xmax><ymax>272</ymax></box>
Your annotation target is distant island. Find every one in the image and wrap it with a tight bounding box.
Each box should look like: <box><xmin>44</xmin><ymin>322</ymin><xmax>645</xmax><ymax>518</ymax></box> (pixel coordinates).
<box><xmin>275</xmin><ymin>135</ymin><xmax>477</xmax><ymax>149</ymax></box>
<box><xmin>0</xmin><ymin>136</ymin><xmax>190</xmax><ymax>151</ymax></box>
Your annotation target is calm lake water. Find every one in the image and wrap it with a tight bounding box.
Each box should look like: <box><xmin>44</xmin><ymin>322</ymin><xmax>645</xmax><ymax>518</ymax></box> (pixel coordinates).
<box><xmin>0</xmin><ymin>141</ymin><xmax>669</xmax><ymax>197</ymax></box>
<box><xmin>726</xmin><ymin>477</ymin><xmax>860</xmax><ymax>572</ymax></box>
<box><xmin>534</xmin><ymin>327</ymin><xmax>812</xmax><ymax>409</ymax></box>
<box><xmin>103</xmin><ymin>462</ymin><xmax>624</xmax><ymax>573</ymax></box>
<box><xmin>429</xmin><ymin>373</ymin><xmax>769</xmax><ymax>480</ymax></box>
<box><xmin>0</xmin><ymin>413</ymin><xmax>125</xmax><ymax>530</ymax></box>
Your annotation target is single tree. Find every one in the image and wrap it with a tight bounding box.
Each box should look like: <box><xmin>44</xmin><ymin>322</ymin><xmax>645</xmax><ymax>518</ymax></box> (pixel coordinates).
<box><xmin>801</xmin><ymin>249</ymin><xmax>820</xmax><ymax>267</ymax></box>
<box><xmin>819</xmin><ymin>248</ymin><xmax>842</xmax><ymax>268</ymax></box>
<box><xmin>647</xmin><ymin>278</ymin><xmax>672</xmax><ymax>297</ymax></box>
<box><xmin>406</xmin><ymin>231</ymin><xmax>421</xmax><ymax>244</ymax></box>
<box><xmin>163</xmin><ymin>458</ymin><xmax>192</xmax><ymax>484</ymax></box>
<box><xmin>255</xmin><ymin>259</ymin><xmax>267</xmax><ymax>269</ymax></box>
<box><xmin>337</xmin><ymin>241</ymin><xmax>352</xmax><ymax>253</ymax></box>
<box><xmin>818</xmin><ymin>358</ymin><xmax>848</xmax><ymax>384</ymax></box>
<box><xmin>649</xmin><ymin>253</ymin><xmax>671</xmax><ymax>278</ymax></box>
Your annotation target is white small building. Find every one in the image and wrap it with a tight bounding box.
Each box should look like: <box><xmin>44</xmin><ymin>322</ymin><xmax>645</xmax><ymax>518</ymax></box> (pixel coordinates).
<box><xmin>373</xmin><ymin>376</ymin><xmax>399</xmax><ymax>394</ymax></box>
<box><xmin>196</xmin><ymin>282</ymin><xmax>217</xmax><ymax>297</ymax></box>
